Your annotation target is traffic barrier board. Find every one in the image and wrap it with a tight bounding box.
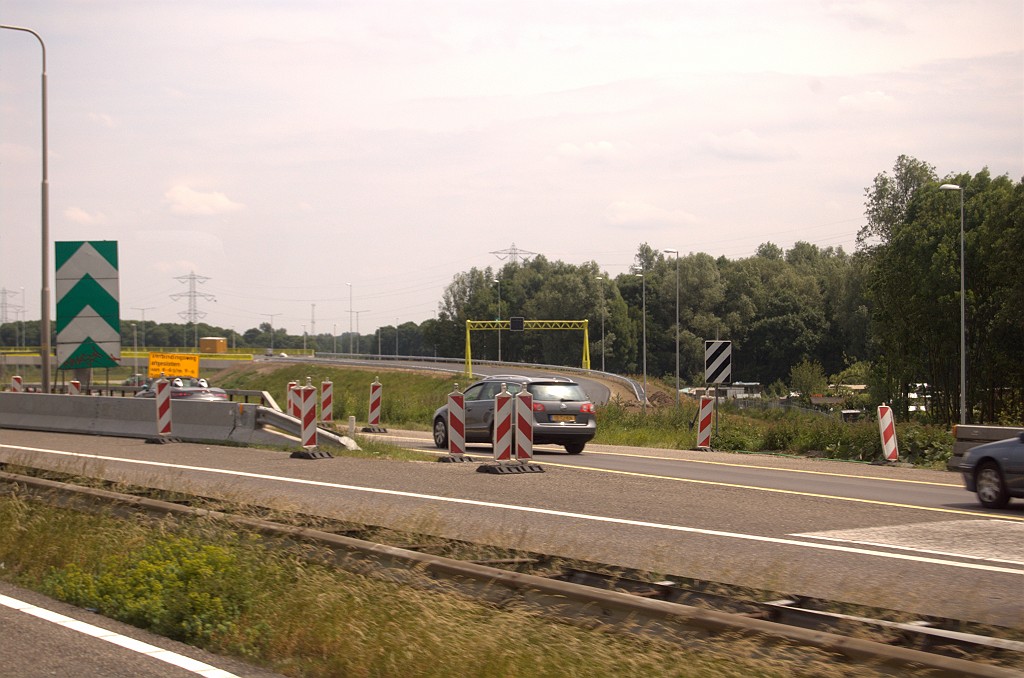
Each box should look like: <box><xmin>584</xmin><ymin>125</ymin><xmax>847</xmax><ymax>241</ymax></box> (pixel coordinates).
<box><xmin>704</xmin><ymin>340</ymin><xmax>732</xmax><ymax>384</ymax></box>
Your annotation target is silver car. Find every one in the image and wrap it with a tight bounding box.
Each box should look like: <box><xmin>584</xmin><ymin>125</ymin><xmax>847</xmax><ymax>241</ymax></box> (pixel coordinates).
<box><xmin>959</xmin><ymin>432</ymin><xmax>1024</xmax><ymax>508</ymax></box>
<box><xmin>433</xmin><ymin>375</ymin><xmax>596</xmax><ymax>454</ymax></box>
<box><xmin>133</xmin><ymin>376</ymin><xmax>229</xmax><ymax>402</ymax></box>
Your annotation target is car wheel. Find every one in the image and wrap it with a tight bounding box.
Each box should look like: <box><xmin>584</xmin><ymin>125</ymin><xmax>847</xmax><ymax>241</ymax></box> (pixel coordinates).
<box><xmin>433</xmin><ymin>418</ymin><xmax>449</xmax><ymax>449</ymax></box>
<box><xmin>976</xmin><ymin>462</ymin><xmax>1010</xmax><ymax>509</ymax></box>
<box><xmin>564</xmin><ymin>442</ymin><xmax>585</xmax><ymax>455</ymax></box>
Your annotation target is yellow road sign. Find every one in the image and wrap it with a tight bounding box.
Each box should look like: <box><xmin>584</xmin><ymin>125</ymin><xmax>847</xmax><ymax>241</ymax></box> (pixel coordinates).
<box><xmin>148</xmin><ymin>352</ymin><xmax>200</xmax><ymax>378</ymax></box>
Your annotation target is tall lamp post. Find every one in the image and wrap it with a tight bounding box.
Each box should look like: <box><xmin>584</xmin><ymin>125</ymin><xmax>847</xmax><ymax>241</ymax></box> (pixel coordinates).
<box><xmin>346</xmin><ymin>282</ymin><xmax>353</xmax><ymax>354</ymax></box>
<box><xmin>131</xmin><ymin>307</ymin><xmax>154</xmax><ymax>347</ymax></box>
<box><xmin>940</xmin><ymin>183</ymin><xmax>967</xmax><ymax>424</ymax></box>
<box><xmin>634</xmin><ymin>270</ymin><xmax>647</xmax><ymax>415</ymax></box>
<box><xmin>595</xmin><ymin>275</ymin><xmax>606</xmax><ymax>372</ymax></box>
<box><xmin>131</xmin><ymin>323</ymin><xmax>138</xmax><ymax>376</ymax></box>
<box><xmin>262</xmin><ymin>312</ymin><xmax>280</xmax><ymax>354</ymax></box>
<box><xmin>493</xmin><ymin>277</ymin><xmax>502</xmax><ymax>362</ymax></box>
<box><xmin>353</xmin><ymin>310</ymin><xmax>369</xmax><ymax>353</ymax></box>
<box><xmin>664</xmin><ymin>248</ymin><xmax>680</xmax><ymax>406</ymax></box>
<box><xmin>1</xmin><ymin>25</ymin><xmax>50</xmax><ymax>392</ymax></box>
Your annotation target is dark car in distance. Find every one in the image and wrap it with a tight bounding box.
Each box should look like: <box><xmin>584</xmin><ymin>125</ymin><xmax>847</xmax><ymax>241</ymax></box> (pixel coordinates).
<box><xmin>433</xmin><ymin>374</ymin><xmax>596</xmax><ymax>454</ymax></box>
<box><xmin>959</xmin><ymin>432</ymin><xmax>1024</xmax><ymax>508</ymax></box>
<box><xmin>133</xmin><ymin>376</ymin><xmax>229</xmax><ymax>402</ymax></box>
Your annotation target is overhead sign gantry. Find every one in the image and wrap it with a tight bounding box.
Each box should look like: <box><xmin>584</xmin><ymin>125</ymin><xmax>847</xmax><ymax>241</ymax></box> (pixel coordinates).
<box><xmin>465</xmin><ymin>318</ymin><xmax>590</xmax><ymax>375</ymax></box>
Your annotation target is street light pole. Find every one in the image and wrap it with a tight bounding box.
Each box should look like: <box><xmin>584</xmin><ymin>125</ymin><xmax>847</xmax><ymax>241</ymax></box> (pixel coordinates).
<box><xmin>262</xmin><ymin>313</ymin><xmax>280</xmax><ymax>354</ymax></box>
<box><xmin>595</xmin><ymin>275</ymin><xmax>607</xmax><ymax>372</ymax></box>
<box><xmin>347</xmin><ymin>282</ymin><xmax>353</xmax><ymax>354</ymax></box>
<box><xmin>664</xmin><ymin>249</ymin><xmax>680</xmax><ymax>406</ymax></box>
<box><xmin>940</xmin><ymin>183</ymin><xmax>967</xmax><ymax>424</ymax></box>
<box><xmin>634</xmin><ymin>270</ymin><xmax>647</xmax><ymax>415</ymax></box>
<box><xmin>1</xmin><ymin>25</ymin><xmax>50</xmax><ymax>392</ymax></box>
<box><xmin>131</xmin><ymin>307</ymin><xmax>154</xmax><ymax>347</ymax></box>
<box><xmin>355</xmin><ymin>310</ymin><xmax>369</xmax><ymax>353</ymax></box>
<box><xmin>494</xmin><ymin>277</ymin><xmax>502</xmax><ymax>362</ymax></box>
<box><xmin>132</xmin><ymin>323</ymin><xmax>138</xmax><ymax>376</ymax></box>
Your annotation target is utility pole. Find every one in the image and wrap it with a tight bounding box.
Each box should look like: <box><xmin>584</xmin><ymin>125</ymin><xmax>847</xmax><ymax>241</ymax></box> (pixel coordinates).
<box><xmin>262</xmin><ymin>313</ymin><xmax>280</xmax><ymax>353</ymax></box>
<box><xmin>131</xmin><ymin>306</ymin><xmax>155</xmax><ymax>347</ymax></box>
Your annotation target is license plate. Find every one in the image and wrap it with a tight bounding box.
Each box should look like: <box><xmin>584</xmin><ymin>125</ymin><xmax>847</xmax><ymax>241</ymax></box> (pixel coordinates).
<box><xmin>551</xmin><ymin>414</ymin><xmax>576</xmax><ymax>423</ymax></box>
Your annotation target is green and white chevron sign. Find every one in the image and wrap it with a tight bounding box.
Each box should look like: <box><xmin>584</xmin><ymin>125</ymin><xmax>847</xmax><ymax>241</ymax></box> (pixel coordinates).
<box><xmin>56</xmin><ymin>240</ymin><xmax>121</xmax><ymax>370</ymax></box>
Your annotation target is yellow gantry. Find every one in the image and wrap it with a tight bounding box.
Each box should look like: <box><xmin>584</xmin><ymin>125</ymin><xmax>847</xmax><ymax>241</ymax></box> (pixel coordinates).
<box><xmin>465</xmin><ymin>319</ymin><xmax>590</xmax><ymax>375</ymax></box>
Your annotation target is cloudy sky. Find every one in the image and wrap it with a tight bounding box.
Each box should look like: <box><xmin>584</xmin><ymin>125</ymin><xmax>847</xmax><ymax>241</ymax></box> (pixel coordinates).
<box><xmin>2</xmin><ymin>1</ymin><xmax>1021</xmax><ymax>337</ymax></box>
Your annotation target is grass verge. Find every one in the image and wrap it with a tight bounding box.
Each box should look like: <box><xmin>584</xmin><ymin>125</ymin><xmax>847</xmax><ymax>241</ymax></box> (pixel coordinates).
<box><xmin>0</xmin><ymin>490</ymin><xmax>877</xmax><ymax>678</ymax></box>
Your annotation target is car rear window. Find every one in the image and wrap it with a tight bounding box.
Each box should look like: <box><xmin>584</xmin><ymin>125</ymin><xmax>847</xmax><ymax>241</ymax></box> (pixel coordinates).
<box><xmin>528</xmin><ymin>384</ymin><xmax>588</xmax><ymax>401</ymax></box>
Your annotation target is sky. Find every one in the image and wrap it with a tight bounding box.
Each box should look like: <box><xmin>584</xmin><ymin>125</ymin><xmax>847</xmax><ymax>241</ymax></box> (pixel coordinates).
<box><xmin>2</xmin><ymin>1</ymin><xmax>1022</xmax><ymax>337</ymax></box>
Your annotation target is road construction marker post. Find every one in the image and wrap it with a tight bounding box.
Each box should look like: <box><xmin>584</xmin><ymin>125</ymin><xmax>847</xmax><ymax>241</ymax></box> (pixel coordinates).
<box><xmin>11</xmin><ymin>376</ymin><xmax>23</xmax><ymax>393</ymax></box>
<box><xmin>300</xmin><ymin>379</ymin><xmax>317</xmax><ymax>448</ymax></box>
<box><xmin>438</xmin><ymin>384</ymin><xmax>469</xmax><ymax>463</ymax></box>
<box><xmin>696</xmin><ymin>396</ymin><xmax>714</xmax><ymax>450</ymax></box>
<box><xmin>68</xmin><ymin>380</ymin><xmax>81</xmax><ymax>396</ymax></box>
<box><xmin>286</xmin><ymin>380</ymin><xmax>299</xmax><ymax>418</ymax></box>
<box><xmin>155</xmin><ymin>376</ymin><xmax>172</xmax><ymax>438</ymax></box>
<box><xmin>362</xmin><ymin>377</ymin><xmax>387</xmax><ymax>433</ymax></box>
<box><xmin>320</xmin><ymin>379</ymin><xmax>333</xmax><ymax>423</ymax></box>
<box><xmin>291</xmin><ymin>378</ymin><xmax>332</xmax><ymax>460</ymax></box>
<box><xmin>478</xmin><ymin>383</ymin><xmax>544</xmax><ymax>474</ymax></box>
<box><xmin>877</xmin><ymin>404</ymin><xmax>899</xmax><ymax>462</ymax></box>
<box><xmin>493</xmin><ymin>384</ymin><xmax>513</xmax><ymax>462</ymax></box>
<box><xmin>514</xmin><ymin>389</ymin><xmax>534</xmax><ymax>461</ymax></box>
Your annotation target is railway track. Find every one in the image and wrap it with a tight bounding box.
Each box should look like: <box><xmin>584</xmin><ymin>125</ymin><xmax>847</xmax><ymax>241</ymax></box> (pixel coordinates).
<box><xmin>2</xmin><ymin>464</ymin><xmax>1022</xmax><ymax>678</ymax></box>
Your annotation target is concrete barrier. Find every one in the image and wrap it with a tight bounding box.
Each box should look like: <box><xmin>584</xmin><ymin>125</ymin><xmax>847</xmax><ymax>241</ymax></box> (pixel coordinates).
<box><xmin>0</xmin><ymin>392</ymin><xmax>355</xmax><ymax>449</ymax></box>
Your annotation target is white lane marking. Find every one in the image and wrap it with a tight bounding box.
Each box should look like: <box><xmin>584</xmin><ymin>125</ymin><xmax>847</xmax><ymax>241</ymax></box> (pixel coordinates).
<box><xmin>0</xmin><ymin>593</ymin><xmax>238</xmax><ymax>677</ymax></box>
<box><xmin>794</xmin><ymin>519</ymin><xmax>1024</xmax><ymax>566</ymax></box>
<box><xmin>2</xmin><ymin>443</ymin><xmax>1022</xmax><ymax>576</ymax></box>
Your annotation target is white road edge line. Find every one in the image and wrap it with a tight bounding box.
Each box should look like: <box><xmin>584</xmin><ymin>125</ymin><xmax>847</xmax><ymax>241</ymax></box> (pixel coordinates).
<box><xmin>0</xmin><ymin>593</ymin><xmax>238</xmax><ymax>678</ymax></box>
<box><xmin>3</xmin><ymin>443</ymin><xmax>1022</xmax><ymax>577</ymax></box>
<box><xmin>792</xmin><ymin>531</ymin><xmax>1024</xmax><ymax>567</ymax></box>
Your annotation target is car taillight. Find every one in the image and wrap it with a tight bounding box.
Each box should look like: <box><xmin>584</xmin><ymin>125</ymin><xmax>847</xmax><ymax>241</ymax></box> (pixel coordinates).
<box><xmin>533</xmin><ymin>402</ymin><xmax>546</xmax><ymax>412</ymax></box>
<box><xmin>580</xmin><ymin>403</ymin><xmax>595</xmax><ymax>413</ymax></box>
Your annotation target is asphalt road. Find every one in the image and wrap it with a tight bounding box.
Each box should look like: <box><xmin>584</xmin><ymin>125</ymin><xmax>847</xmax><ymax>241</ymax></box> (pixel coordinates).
<box><xmin>2</xmin><ymin>428</ymin><xmax>1021</xmax><ymax>631</ymax></box>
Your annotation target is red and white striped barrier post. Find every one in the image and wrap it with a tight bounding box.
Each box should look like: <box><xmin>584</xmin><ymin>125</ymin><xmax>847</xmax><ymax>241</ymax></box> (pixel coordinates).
<box><xmin>447</xmin><ymin>387</ymin><xmax>466</xmax><ymax>458</ymax></box>
<box><xmin>492</xmin><ymin>384</ymin><xmax>513</xmax><ymax>462</ymax></box>
<box><xmin>11</xmin><ymin>376</ymin><xmax>23</xmax><ymax>393</ymax></box>
<box><xmin>287</xmin><ymin>380</ymin><xmax>299</xmax><ymax>417</ymax></box>
<box><xmin>300</xmin><ymin>379</ymin><xmax>318</xmax><ymax>449</ymax></box>
<box><xmin>320</xmin><ymin>379</ymin><xmax>333</xmax><ymax>423</ymax></box>
<box><xmin>877</xmin><ymin>404</ymin><xmax>899</xmax><ymax>462</ymax></box>
<box><xmin>155</xmin><ymin>376</ymin><xmax>172</xmax><ymax>436</ymax></box>
<box><xmin>368</xmin><ymin>377</ymin><xmax>382</xmax><ymax>426</ymax></box>
<box><xmin>514</xmin><ymin>389</ymin><xmax>534</xmax><ymax>461</ymax></box>
<box><xmin>68</xmin><ymin>380</ymin><xmax>81</xmax><ymax>396</ymax></box>
<box><xmin>696</xmin><ymin>396</ymin><xmax>714</xmax><ymax>449</ymax></box>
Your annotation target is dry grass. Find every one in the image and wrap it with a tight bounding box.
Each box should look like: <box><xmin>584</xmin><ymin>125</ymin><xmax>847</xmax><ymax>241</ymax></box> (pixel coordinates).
<box><xmin>0</xmin><ymin>490</ymin><xmax>903</xmax><ymax>678</ymax></box>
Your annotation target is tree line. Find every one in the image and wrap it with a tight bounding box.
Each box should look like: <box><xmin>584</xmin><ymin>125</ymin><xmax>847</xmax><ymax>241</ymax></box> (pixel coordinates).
<box><xmin>1</xmin><ymin>156</ymin><xmax>1020</xmax><ymax>424</ymax></box>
